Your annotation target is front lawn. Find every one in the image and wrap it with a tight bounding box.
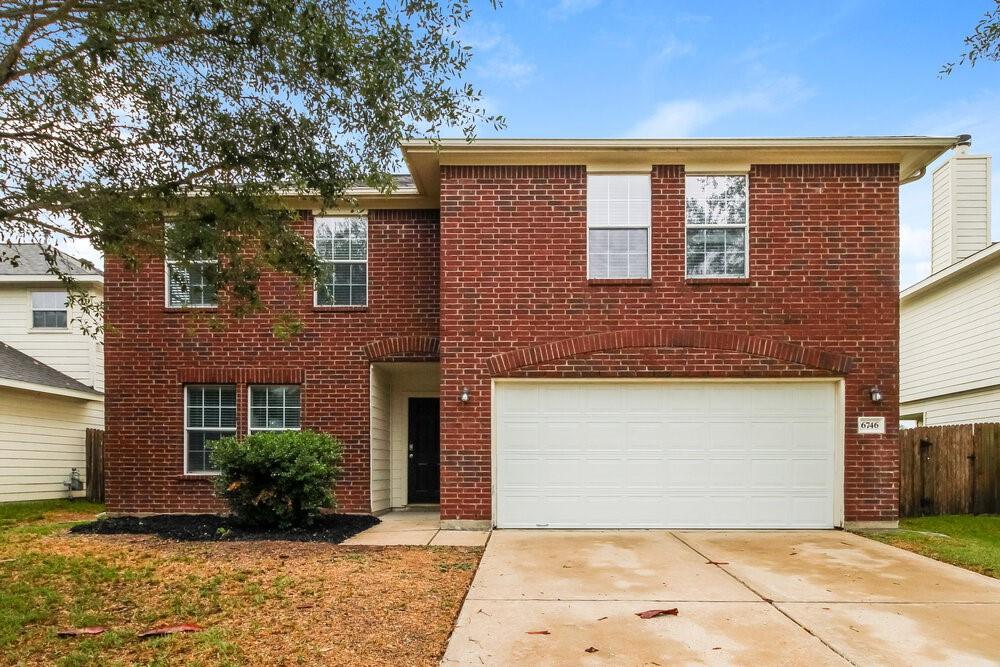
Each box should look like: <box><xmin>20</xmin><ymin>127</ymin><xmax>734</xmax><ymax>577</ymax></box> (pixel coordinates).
<box><xmin>0</xmin><ymin>499</ymin><xmax>480</xmax><ymax>666</ymax></box>
<box><xmin>860</xmin><ymin>515</ymin><xmax>1000</xmax><ymax>579</ymax></box>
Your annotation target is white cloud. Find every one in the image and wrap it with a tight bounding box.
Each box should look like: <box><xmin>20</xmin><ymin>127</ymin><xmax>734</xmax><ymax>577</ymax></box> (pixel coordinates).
<box><xmin>549</xmin><ymin>0</ymin><xmax>601</xmax><ymax>18</ymax></box>
<box><xmin>626</xmin><ymin>75</ymin><xmax>812</xmax><ymax>137</ymax></box>
<box><xmin>462</xmin><ymin>22</ymin><xmax>536</xmax><ymax>87</ymax></box>
<box><xmin>655</xmin><ymin>35</ymin><xmax>695</xmax><ymax>62</ymax></box>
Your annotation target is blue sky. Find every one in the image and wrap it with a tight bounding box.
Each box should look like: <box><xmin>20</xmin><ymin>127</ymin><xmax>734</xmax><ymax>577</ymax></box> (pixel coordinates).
<box><xmin>461</xmin><ymin>0</ymin><xmax>1000</xmax><ymax>287</ymax></box>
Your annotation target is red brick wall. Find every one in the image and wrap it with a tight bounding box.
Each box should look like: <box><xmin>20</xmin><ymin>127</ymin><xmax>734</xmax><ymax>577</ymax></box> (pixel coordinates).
<box><xmin>104</xmin><ymin>209</ymin><xmax>439</xmax><ymax>513</ymax></box>
<box><xmin>439</xmin><ymin>164</ymin><xmax>900</xmax><ymax>523</ymax></box>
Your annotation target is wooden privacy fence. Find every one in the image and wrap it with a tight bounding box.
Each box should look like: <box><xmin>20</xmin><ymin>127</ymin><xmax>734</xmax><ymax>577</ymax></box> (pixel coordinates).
<box><xmin>85</xmin><ymin>428</ymin><xmax>104</xmax><ymax>503</ymax></box>
<box><xmin>900</xmin><ymin>423</ymin><xmax>1000</xmax><ymax>517</ymax></box>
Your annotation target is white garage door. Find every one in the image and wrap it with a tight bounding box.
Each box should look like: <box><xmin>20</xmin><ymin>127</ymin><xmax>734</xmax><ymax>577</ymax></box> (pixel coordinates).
<box><xmin>495</xmin><ymin>381</ymin><xmax>839</xmax><ymax>528</ymax></box>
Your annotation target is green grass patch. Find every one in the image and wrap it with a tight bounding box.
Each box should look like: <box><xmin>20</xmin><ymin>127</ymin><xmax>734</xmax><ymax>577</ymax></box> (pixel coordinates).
<box><xmin>861</xmin><ymin>514</ymin><xmax>1000</xmax><ymax>579</ymax></box>
<box><xmin>0</xmin><ymin>499</ymin><xmax>104</xmax><ymax>529</ymax></box>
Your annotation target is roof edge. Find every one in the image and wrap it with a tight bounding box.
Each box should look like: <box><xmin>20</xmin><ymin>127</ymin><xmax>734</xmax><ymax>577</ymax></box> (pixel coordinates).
<box><xmin>901</xmin><ymin>242</ymin><xmax>1000</xmax><ymax>302</ymax></box>
<box><xmin>0</xmin><ymin>377</ymin><xmax>104</xmax><ymax>401</ymax></box>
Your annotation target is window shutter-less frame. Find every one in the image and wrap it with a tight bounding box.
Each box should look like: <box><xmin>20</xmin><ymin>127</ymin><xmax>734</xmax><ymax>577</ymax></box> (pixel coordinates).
<box><xmin>587</xmin><ymin>174</ymin><xmax>651</xmax><ymax>279</ymax></box>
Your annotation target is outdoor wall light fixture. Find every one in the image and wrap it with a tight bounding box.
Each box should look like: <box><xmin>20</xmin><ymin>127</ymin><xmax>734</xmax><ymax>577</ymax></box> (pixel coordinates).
<box><xmin>460</xmin><ymin>387</ymin><xmax>470</xmax><ymax>403</ymax></box>
<box><xmin>869</xmin><ymin>386</ymin><xmax>883</xmax><ymax>403</ymax></box>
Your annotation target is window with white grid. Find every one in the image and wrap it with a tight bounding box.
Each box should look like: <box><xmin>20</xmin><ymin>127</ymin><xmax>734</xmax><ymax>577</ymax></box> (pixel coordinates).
<box><xmin>185</xmin><ymin>385</ymin><xmax>236</xmax><ymax>473</ymax></box>
<box><xmin>685</xmin><ymin>175</ymin><xmax>749</xmax><ymax>278</ymax></box>
<box><xmin>31</xmin><ymin>290</ymin><xmax>68</xmax><ymax>328</ymax></box>
<box><xmin>249</xmin><ymin>385</ymin><xmax>301</xmax><ymax>433</ymax></box>
<box><xmin>315</xmin><ymin>216</ymin><xmax>367</xmax><ymax>307</ymax></box>
<box><xmin>587</xmin><ymin>174</ymin><xmax>651</xmax><ymax>279</ymax></box>
<box><xmin>167</xmin><ymin>261</ymin><xmax>217</xmax><ymax>307</ymax></box>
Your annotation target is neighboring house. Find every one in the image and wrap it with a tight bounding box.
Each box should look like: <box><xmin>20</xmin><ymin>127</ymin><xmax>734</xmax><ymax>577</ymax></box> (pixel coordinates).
<box><xmin>900</xmin><ymin>148</ymin><xmax>997</xmax><ymax>426</ymax></box>
<box><xmin>104</xmin><ymin>136</ymin><xmax>962</xmax><ymax>529</ymax></box>
<box><xmin>0</xmin><ymin>245</ymin><xmax>104</xmax><ymax>502</ymax></box>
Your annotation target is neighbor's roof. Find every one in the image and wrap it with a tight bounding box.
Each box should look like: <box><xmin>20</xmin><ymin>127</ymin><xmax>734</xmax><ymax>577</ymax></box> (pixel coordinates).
<box><xmin>0</xmin><ymin>341</ymin><xmax>103</xmax><ymax>400</ymax></box>
<box><xmin>900</xmin><ymin>241</ymin><xmax>1000</xmax><ymax>303</ymax></box>
<box><xmin>398</xmin><ymin>136</ymin><xmax>966</xmax><ymax>207</ymax></box>
<box><xmin>0</xmin><ymin>244</ymin><xmax>103</xmax><ymax>283</ymax></box>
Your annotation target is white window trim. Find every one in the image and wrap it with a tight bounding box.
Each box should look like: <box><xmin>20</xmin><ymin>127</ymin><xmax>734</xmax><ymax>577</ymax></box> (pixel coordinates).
<box><xmin>586</xmin><ymin>174</ymin><xmax>652</xmax><ymax>280</ymax></box>
<box><xmin>313</xmin><ymin>215</ymin><xmax>369</xmax><ymax>308</ymax></box>
<box><xmin>684</xmin><ymin>174</ymin><xmax>750</xmax><ymax>279</ymax></box>
<box><xmin>164</xmin><ymin>259</ymin><xmax>219</xmax><ymax>309</ymax></box>
<box><xmin>28</xmin><ymin>289</ymin><xmax>69</xmax><ymax>331</ymax></box>
<box><xmin>247</xmin><ymin>384</ymin><xmax>302</xmax><ymax>434</ymax></box>
<box><xmin>183</xmin><ymin>384</ymin><xmax>236</xmax><ymax>476</ymax></box>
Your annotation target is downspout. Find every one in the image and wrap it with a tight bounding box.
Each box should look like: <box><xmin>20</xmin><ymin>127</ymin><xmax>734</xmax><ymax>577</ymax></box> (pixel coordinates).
<box><xmin>900</xmin><ymin>134</ymin><xmax>972</xmax><ymax>185</ymax></box>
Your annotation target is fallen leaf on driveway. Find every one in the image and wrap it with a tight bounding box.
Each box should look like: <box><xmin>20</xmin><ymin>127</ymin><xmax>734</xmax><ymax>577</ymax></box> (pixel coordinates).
<box><xmin>57</xmin><ymin>627</ymin><xmax>108</xmax><ymax>637</ymax></box>
<box><xmin>526</xmin><ymin>630</ymin><xmax>550</xmax><ymax>635</ymax></box>
<box><xmin>138</xmin><ymin>623</ymin><xmax>203</xmax><ymax>638</ymax></box>
<box><xmin>584</xmin><ymin>646</ymin><xmax>599</xmax><ymax>653</ymax></box>
<box><xmin>596</xmin><ymin>616</ymin><xmax>608</xmax><ymax>621</ymax></box>
<box><xmin>635</xmin><ymin>608</ymin><xmax>679</xmax><ymax>619</ymax></box>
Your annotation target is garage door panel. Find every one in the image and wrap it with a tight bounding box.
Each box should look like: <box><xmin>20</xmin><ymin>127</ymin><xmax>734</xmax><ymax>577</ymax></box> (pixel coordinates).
<box><xmin>496</xmin><ymin>381</ymin><xmax>838</xmax><ymax>529</ymax></box>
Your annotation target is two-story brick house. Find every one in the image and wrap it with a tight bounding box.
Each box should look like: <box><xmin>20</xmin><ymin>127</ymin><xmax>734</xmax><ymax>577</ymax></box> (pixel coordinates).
<box><xmin>104</xmin><ymin>136</ymin><xmax>961</xmax><ymax>528</ymax></box>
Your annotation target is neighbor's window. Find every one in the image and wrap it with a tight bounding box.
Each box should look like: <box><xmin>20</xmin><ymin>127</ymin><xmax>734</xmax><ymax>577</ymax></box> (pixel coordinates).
<box><xmin>587</xmin><ymin>174</ymin><xmax>651</xmax><ymax>279</ymax></box>
<box><xmin>31</xmin><ymin>291</ymin><xmax>68</xmax><ymax>329</ymax></box>
<box><xmin>185</xmin><ymin>385</ymin><xmax>236</xmax><ymax>473</ymax></box>
<box><xmin>685</xmin><ymin>175</ymin><xmax>749</xmax><ymax>278</ymax></box>
<box><xmin>249</xmin><ymin>385</ymin><xmax>301</xmax><ymax>433</ymax></box>
<box><xmin>315</xmin><ymin>216</ymin><xmax>368</xmax><ymax>306</ymax></box>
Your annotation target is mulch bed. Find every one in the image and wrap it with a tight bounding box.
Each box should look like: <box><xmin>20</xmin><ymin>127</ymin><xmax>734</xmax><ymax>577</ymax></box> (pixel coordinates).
<box><xmin>70</xmin><ymin>512</ymin><xmax>379</xmax><ymax>543</ymax></box>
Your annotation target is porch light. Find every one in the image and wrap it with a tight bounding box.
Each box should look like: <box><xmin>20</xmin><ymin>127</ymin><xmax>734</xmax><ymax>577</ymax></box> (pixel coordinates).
<box><xmin>869</xmin><ymin>386</ymin><xmax>883</xmax><ymax>403</ymax></box>
<box><xmin>460</xmin><ymin>387</ymin><xmax>470</xmax><ymax>403</ymax></box>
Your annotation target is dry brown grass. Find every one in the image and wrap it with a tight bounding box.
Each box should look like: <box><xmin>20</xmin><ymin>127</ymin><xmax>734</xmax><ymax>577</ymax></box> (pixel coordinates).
<box><xmin>0</xmin><ymin>502</ymin><xmax>481</xmax><ymax>666</ymax></box>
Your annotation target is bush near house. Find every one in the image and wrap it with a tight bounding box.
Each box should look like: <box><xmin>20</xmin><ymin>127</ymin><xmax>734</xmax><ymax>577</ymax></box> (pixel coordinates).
<box><xmin>212</xmin><ymin>431</ymin><xmax>343</xmax><ymax>529</ymax></box>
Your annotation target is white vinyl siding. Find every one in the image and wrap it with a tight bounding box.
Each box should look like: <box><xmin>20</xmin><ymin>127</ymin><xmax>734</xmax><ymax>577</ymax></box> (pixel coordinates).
<box><xmin>185</xmin><ymin>385</ymin><xmax>236</xmax><ymax>474</ymax></box>
<box><xmin>0</xmin><ymin>284</ymin><xmax>103</xmax><ymax>391</ymax></box>
<box><xmin>0</xmin><ymin>386</ymin><xmax>103</xmax><ymax>502</ymax></box>
<box><xmin>370</xmin><ymin>366</ymin><xmax>391</xmax><ymax>512</ymax></box>
<box><xmin>315</xmin><ymin>216</ymin><xmax>368</xmax><ymax>307</ymax></box>
<box><xmin>248</xmin><ymin>385</ymin><xmax>300</xmax><ymax>433</ymax></box>
<box><xmin>495</xmin><ymin>380</ymin><xmax>838</xmax><ymax>529</ymax></box>
<box><xmin>587</xmin><ymin>174</ymin><xmax>651</xmax><ymax>279</ymax></box>
<box><xmin>901</xmin><ymin>385</ymin><xmax>1000</xmax><ymax>426</ymax></box>
<box><xmin>31</xmin><ymin>290</ymin><xmax>68</xmax><ymax>329</ymax></box>
<box><xmin>930</xmin><ymin>154</ymin><xmax>991</xmax><ymax>272</ymax></box>
<box><xmin>685</xmin><ymin>175</ymin><xmax>749</xmax><ymax>278</ymax></box>
<box><xmin>900</xmin><ymin>253</ymin><xmax>1000</xmax><ymax>405</ymax></box>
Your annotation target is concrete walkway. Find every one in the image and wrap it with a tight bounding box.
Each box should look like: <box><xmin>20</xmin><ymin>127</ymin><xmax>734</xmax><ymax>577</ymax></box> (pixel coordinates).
<box><xmin>340</xmin><ymin>510</ymin><xmax>489</xmax><ymax>546</ymax></box>
<box><xmin>443</xmin><ymin>530</ymin><xmax>1000</xmax><ymax>666</ymax></box>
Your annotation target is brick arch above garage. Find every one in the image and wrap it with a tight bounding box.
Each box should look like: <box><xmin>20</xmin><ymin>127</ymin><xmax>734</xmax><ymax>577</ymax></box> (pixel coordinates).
<box><xmin>485</xmin><ymin>329</ymin><xmax>854</xmax><ymax>376</ymax></box>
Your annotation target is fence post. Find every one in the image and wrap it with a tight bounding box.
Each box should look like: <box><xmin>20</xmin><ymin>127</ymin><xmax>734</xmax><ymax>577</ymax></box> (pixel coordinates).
<box><xmin>85</xmin><ymin>429</ymin><xmax>105</xmax><ymax>503</ymax></box>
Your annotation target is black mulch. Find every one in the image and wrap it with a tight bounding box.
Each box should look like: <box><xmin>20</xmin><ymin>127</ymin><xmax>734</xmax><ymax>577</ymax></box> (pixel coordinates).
<box><xmin>70</xmin><ymin>513</ymin><xmax>380</xmax><ymax>543</ymax></box>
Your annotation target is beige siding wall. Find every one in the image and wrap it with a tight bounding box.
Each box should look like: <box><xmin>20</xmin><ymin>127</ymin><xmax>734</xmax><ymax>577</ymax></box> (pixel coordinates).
<box><xmin>0</xmin><ymin>387</ymin><xmax>103</xmax><ymax>502</ymax></box>
<box><xmin>930</xmin><ymin>154</ymin><xmax>992</xmax><ymax>272</ymax></box>
<box><xmin>0</xmin><ymin>283</ymin><xmax>104</xmax><ymax>391</ymax></box>
<box><xmin>901</xmin><ymin>385</ymin><xmax>1000</xmax><ymax>426</ymax></box>
<box><xmin>900</xmin><ymin>253</ymin><xmax>1000</xmax><ymax>405</ymax></box>
<box><xmin>369</xmin><ymin>366</ymin><xmax>391</xmax><ymax>512</ymax></box>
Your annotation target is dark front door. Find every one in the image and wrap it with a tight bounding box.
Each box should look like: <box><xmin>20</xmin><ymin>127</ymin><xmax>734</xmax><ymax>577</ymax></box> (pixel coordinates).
<box><xmin>407</xmin><ymin>397</ymin><xmax>440</xmax><ymax>504</ymax></box>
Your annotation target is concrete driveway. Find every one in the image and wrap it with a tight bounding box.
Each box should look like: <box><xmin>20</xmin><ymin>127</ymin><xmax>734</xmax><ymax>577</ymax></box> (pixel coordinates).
<box><xmin>442</xmin><ymin>530</ymin><xmax>1000</xmax><ymax>666</ymax></box>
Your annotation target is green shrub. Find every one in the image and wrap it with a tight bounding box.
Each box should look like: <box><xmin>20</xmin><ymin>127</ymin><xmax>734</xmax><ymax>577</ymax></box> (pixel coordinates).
<box><xmin>211</xmin><ymin>430</ymin><xmax>343</xmax><ymax>529</ymax></box>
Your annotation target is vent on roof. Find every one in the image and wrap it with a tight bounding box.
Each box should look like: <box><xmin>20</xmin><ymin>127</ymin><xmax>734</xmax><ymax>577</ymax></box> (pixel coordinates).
<box><xmin>930</xmin><ymin>146</ymin><xmax>992</xmax><ymax>272</ymax></box>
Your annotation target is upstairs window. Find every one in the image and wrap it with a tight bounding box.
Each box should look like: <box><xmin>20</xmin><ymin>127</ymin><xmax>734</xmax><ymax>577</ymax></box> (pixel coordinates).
<box><xmin>249</xmin><ymin>385</ymin><xmax>301</xmax><ymax>433</ymax></box>
<box><xmin>31</xmin><ymin>291</ymin><xmax>68</xmax><ymax>329</ymax></box>
<box><xmin>167</xmin><ymin>260</ymin><xmax>218</xmax><ymax>308</ymax></box>
<box><xmin>165</xmin><ymin>225</ymin><xmax>218</xmax><ymax>308</ymax></box>
<box><xmin>685</xmin><ymin>175</ymin><xmax>749</xmax><ymax>278</ymax></box>
<box><xmin>315</xmin><ymin>216</ymin><xmax>368</xmax><ymax>307</ymax></box>
<box><xmin>185</xmin><ymin>385</ymin><xmax>236</xmax><ymax>474</ymax></box>
<box><xmin>587</xmin><ymin>174</ymin><xmax>651</xmax><ymax>279</ymax></box>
